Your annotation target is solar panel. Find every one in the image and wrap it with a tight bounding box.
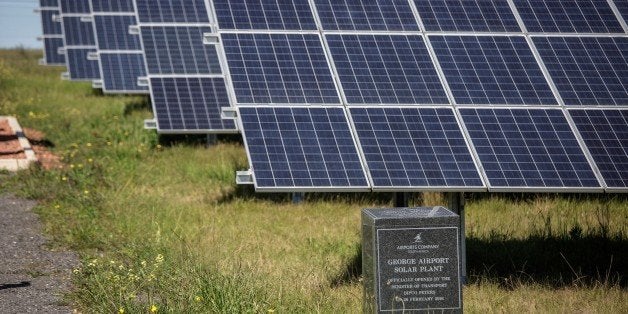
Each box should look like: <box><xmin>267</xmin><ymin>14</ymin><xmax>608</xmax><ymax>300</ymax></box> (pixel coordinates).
<box><xmin>42</xmin><ymin>37</ymin><xmax>65</xmax><ymax>65</ymax></box>
<box><xmin>90</xmin><ymin>0</ymin><xmax>134</xmax><ymax>13</ymax></box>
<box><xmin>93</xmin><ymin>15</ymin><xmax>141</xmax><ymax>50</ymax></box>
<box><xmin>326</xmin><ymin>34</ymin><xmax>448</xmax><ymax>105</ymax></box>
<box><xmin>570</xmin><ymin>109</ymin><xmax>628</xmax><ymax>190</ymax></box>
<box><xmin>213</xmin><ymin>0</ymin><xmax>317</xmax><ymax>30</ymax></box>
<box><xmin>99</xmin><ymin>53</ymin><xmax>148</xmax><ymax>93</ymax></box>
<box><xmin>238</xmin><ymin>106</ymin><xmax>369</xmax><ymax>190</ymax></box>
<box><xmin>221</xmin><ymin>33</ymin><xmax>340</xmax><ymax>105</ymax></box>
<box><xmin>460</xmin><ymin>108</ymin><xmax>601</xmax><ymax>191</ymax></box>
<box><xmin>62</xmin><ymin>16</ymin><xmax>96</xmax><ymax>46</ymax></box>
<box><xmin>614</xmin><ymin>0</ymin><xmax>628</xmax><ymax>22</ymax></box>
<box><xmin>150</xmin><ymin>77</ymin><xmax>236</xmax><ymax>132</ymax></box>
<box><xmin>313</xmin><ymin>0</ymin><xmax>418</xmax><ymax>31</ymax></box>
<box><xmin>350</xmin><ymin>107</ymin><xmax>484</xmax><ymax>190</ymax></box>
<box><xmin>135</xmin><ymin>0</ymin><xmax>210</xmax><ymax>23</ymax></box>
<box><xmin>40</xmin><ymin>0</ymin><xmax>58</xmax><ymax>8</ymax></box>
<box><xmin>430</xmin><ymin>35</ymin><xmax>558</xmax><ymax>105</ymax></box>
<box><xmin>533</xmin><ymin>36</ymin><xmax>628</xmax><ymax>106</ymax></box>
<box><xmin>41</xmin><ymin>9</ymin><xmax>63</xmax><ymax>35</ymax></box>
<box><xmin>59</xmin><ymin>0</ymin><xmax>91</xmax><ymax>14</ymax></box>
<box><xmin>512</xmin><ymin>0</ymin><xmax>624</xmax><ymax>33</ymax></box>
<box><xmin>140</xmin><ymin>26</ymin><xmax>221</xmax><ymax>75</ymax></box>
<box><xmin>414</xmin><ymin>0</ymin><xmax>521</xmax><ymax>32</ymax></box>
<box><xmin>65</xmin><ymin>48</ymin><xmax>100</xmax><ymax>80</ymax></box>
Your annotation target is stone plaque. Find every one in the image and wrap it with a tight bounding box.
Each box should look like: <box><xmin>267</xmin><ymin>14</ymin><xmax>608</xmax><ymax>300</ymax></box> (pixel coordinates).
<box><xmin>362</xmin><ymin>207</ymin><xmax>461</xmax><ymax>313</ymax></box>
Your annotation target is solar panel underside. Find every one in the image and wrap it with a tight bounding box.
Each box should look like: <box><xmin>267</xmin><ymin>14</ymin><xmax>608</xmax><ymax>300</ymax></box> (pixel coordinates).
<box><xmin>134</xmin><ymin>0</ymin><xmax>236</xmax><ymax>133</ymax></box>
<box><xmin>238</xmin><ymin>106</ymin><xmax>369</xmax><ymax>190</ymax></box>
<box><xmin>460</xmin><ymin>108</ymin><xmax>601</xmax><ymax>191</ymax></box>
<box><xmin>570</xmin><ymin>109</ymin><xmax>628</xmax><ymax>190</ymax></box>
<box><xmin>91</xmin><ymin>1</ymin><xmax>148</xmax><ymax>94</ymax></box>
<box><xmin>210</xmin><ymin>0</ymin><xmax>626</xmax><ymax>192</ymax></box>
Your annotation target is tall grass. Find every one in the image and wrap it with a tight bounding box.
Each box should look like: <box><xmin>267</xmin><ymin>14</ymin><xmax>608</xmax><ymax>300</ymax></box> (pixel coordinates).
<box><xmin>0</xmin><ymin>49</ymin><xmax>626</xmax><ymax>313</ymax></box>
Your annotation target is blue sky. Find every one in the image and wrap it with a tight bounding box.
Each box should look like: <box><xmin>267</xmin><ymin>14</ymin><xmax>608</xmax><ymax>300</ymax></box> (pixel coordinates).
<box><xmin>0</xmin><ymin>0</ymin><xmax>42</xmax><ymax>48</ymax></box>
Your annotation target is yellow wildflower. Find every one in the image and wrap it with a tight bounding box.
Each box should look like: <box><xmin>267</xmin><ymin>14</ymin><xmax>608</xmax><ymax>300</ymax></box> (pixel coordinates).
<box><xmin>118</xmin><ymin>308</ymin><xmax>124</xmax><ymax>314</ymax></box>
<box><xmin>86</xmin><ymin>142</ymin><xmax>92</xmax><ymax>147</ymax></box>
<box><xmin>194</xmin><ymin>296</ymin><xmax>202</xmax><ymax>302</ymax></box>
<box><xmin>150</xmin><ymin>305</ymin><xmax>158</xmax><ymax>313</ymax></box>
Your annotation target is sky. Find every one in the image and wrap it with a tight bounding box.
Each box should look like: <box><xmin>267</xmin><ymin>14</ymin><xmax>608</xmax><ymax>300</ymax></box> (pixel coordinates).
<box><xmin>0</xmin><ymin>0</ymin><xmax>42</xmax><ymax>48</ymax></box>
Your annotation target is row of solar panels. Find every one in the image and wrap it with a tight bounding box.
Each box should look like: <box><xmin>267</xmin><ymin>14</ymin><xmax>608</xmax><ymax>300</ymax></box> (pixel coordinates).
<box><xmin>36</xmin><ymin>0</ymin><xmax>628</xmax><ymax>193</ymax></box>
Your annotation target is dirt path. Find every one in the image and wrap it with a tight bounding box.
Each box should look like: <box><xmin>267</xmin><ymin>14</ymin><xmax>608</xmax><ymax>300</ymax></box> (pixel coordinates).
<box><xmin>0</xmin><ymin>195</ymin><xmax>78</xmax><ymax>313</ymax></box>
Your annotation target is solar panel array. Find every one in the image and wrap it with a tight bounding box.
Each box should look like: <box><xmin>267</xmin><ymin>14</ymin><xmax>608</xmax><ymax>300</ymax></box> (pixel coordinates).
<box><xmin>36</xmin><ymin>1</ymin><xmax>628</xmax><ymax>193</ymax></box>
<box><xmin>37</xmin><ymin>0</ymin><xmax>65</xmax><ymax>65</ymax></box>
<box><xmin>210</xmin><ymin>0</ymin><xmax>628</xmax><ymax>193</ymax></box>
<box><xmin>132</xmin><ymin>0</ymin><xmax>237</xmax><ymax>133</ymax></box>
<box><xmin>58</xmin><ymin>0</ymin><xmax>100</xmax><ymax>81</ymax></box>
<box><xmin>90</xmin><ymin>0</ymin><xmax>148</xmax><ymax>94</ymax></box>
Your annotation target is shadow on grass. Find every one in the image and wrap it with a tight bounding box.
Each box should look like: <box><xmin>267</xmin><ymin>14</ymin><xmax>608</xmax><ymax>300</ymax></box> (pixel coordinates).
<box><xmin>122</xmin><ymin>96</ymin><xmax>151</xmax><ymax>116</ymax></box>
<box><xmin>331</xmin><ymin>233</ymin><xmax>626</xmax><ymax>289</ymax></box>
<box><xmin>157</xmin><ymin>133</ymin><xmax>243</xmax><ymax>147</ymax></box>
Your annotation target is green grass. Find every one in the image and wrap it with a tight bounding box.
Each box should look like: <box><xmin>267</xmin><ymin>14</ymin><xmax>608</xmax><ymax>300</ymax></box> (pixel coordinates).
<box><xmin>0</xmin><ymin>49</ymin><xmax>626</xmax><ymax>313</ymax></box>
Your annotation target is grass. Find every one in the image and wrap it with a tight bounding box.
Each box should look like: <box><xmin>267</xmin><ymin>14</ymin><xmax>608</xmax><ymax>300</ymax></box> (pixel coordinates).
<box><xmin>0</xmin><ymin>49</ymin><xmax>626</xmax><ymax>313</ymax></box>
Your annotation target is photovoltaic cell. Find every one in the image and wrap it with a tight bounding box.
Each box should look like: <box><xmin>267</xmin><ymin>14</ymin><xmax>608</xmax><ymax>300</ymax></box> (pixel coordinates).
<box><xmin>350</xmin><ymin>107</ymin><xmax>483</xmax><ymax>189</ymax></box>
<box><xmin>41</xmin><ymin>9</ymin><xmax>63</xmax><ymax>35</ymax></box>
<box><xmin>533</xmin><ymin>36</ymin><xmax>628</xmax><ymax>106</ymax></box>
<box><xmin>314</xmin><ymin>0</ymin><xmax>419</xmax><ymax>31</ymax></box>
<box><xmin>99</xmin><ymin>53</ymin><xmax>148</xmax><ymax>92</ymax></box>
<box><xmin>414</xmin><ymin>0</ymin><xmax>520</xmax><ymax>32</ymax></box>
<box><xmin>134</xmin><ymin>0</ymin><xmax>209</xmax><ymax>23</ymax></box>
<box><xmin>239</xmin><ymin>106</ymin><xmax>368</xmax><ymax>189</ymax></box>
<box><xmin>614</xmin><ymin>1</ymin><xmax>628</xmax><ymax>22</ymax></box>
<box><xmin>59</xmin><ymin>0</ymin><xmax>91</xmax><ymax>14</ymax></box>
<box><xmin>62</xmin><ymin>16</ymin><xmax>96</xmax><ymax>46</ymax></box>
<box><xmin>460</xmin><ymin>108</ymin><xmax>600</xmax><ymax>189</ymax></box>
<box><xmin>140</xmin><ymin>26</ymin><xmax>221</xmax><ymax>75</ymax></box>
<box><xmin>66</xmin><ymin>48</ymin><xmax>100</xmax><ymax>80</ymax></box>
<box><xmin>40</xmin><ymin>0</ymin><xmax>58</xmax><ymax>7</ymax></box>
<box><xmin>570</xmin><ymin>109</ymin><xmax>628</xmax><ymax>189</ymax></box>
<box><xmin>150</xmin><ymin>77</ymin><xmax>236</xmax><ymax>131</ymax></box>
<box><xmin>94</xmin><ymin>15</ymin><xmax>141</xmax><ymax>50</ymax></box>
<box><xmin>91</xmin><ymin>0</ymin><xmax>134</xmax><ymax>13</ymax></box>
<box><xmin>213</xmin><ymin>0</ymin><xmax>317</xmax><ymax>30</ymax></box>
<box><xmin>43</xmin><ymin>37</ymin><xmax>65</xmax><ymax>64</ymax></box>
<box><xmin>222</xmin><ymin>33</ymin><xmax>340</xmax><ymax>105</ymax></box>
<box><xmin>327</xmin><ymin>34</ymin><xmax>448</xmax><ymax>105</ymax></box>
<box><xmin>512</xmin><ymin>0</ymin><xmax>624</xmax><ymax>33</ymax></box>
<box><xmin>431</xmin><ymin>35</ymin><xmax>557</xmax><ymax>105</ymax></box>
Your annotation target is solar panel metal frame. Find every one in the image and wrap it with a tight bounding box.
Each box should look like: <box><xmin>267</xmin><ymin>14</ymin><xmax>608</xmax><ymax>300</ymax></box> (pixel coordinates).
<box><xmin>208</xmin><ymin>0</ymin><xmax>628</xmax><ymax>193</ymax></box>
<box><xmin>89</xmin><ymin>1</ymin><xmax>149</xmax><ymax>94</ymax></box>
<box><xmin>132</xmin><ymin>0</ymin><xmax>238</xmax><ymax>134</ymax></box>
<box><xmin>36</xmin><ymin>7</ymin><xmax>66</xmax><ymax>66</ymax></box>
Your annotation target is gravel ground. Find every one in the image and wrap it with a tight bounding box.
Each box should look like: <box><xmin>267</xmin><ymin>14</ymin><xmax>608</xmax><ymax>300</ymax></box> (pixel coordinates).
<box><xmin>0</xmin><ymin>195</ymin><xmax>78</xmax><ymax>313</ymax></box>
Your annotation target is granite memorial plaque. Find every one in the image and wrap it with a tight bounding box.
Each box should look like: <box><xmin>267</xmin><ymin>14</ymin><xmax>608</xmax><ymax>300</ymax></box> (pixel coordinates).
<box><xmin>362</xmin><ymin>207</ymin><xmax>461</xmax><ymax>313</ymax></box>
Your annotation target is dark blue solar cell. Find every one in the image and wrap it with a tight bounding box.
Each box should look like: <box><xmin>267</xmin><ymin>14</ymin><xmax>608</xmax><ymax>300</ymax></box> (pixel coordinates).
<box><xmin>40</xmin><ymin>0</ymin><xmax>58</xmax><ymax>7</ymax></box>
<box><xmin>513</xmin><ymin>0</ymin><xmax>624</xmax><ymax>33</ymax></box>
<box><xmin>222</xmin><ymin>33</ymin><xmax>340</xmax><ymax>105</ymax></box>
<box><xmin>62</xmin><ymin>16</ymin><xmax>96</xmax><ymax>46</ymax></box>
<box><xmin>150</xmin><ymin>77</ymin><xmax>237</xmax><ymax>132</ymax></box>
<box><xmin>431</xmin><ymin>35</ymin><xmax>557</xmax><ymax>105</ymax></box>
<box><xmin>66</xmin><ymin>48</ymin><xmax>101</xmax><ymax>80</ymax></box>
<box><xmin>533</xmin><ymin>36</ymin><xmax>628</xmax><ymax>106</ymax></box>
<box><xmin>41</xmin><ymin>9</ymin><xmax>63</xmax><ymax>35</ymax></box>
<box><xmin>615</xmin><ymin>0</ymin><xmax>628</xmax><ymax>23</ymax></box>
<box><xmin>94</xmin><ymin>15</ymin><xmax>141</xmax><ymax>50</ymax></box>
<box><xmin>415</xmin><ymin>0</ymin><xmax>521</xmax><ymax>32</ymax></box>
<box><xmin>99</xmin><ymin>53</ymin><xmax>148</xmax><ymax>93</ymax></box>
<box><xmin>327</xmin><ymin>34</ymin><xmax>448</xmax><ymax>105</ymax></box>
<box><xmin>43</xmin><ymin>37</ymin><xmax>65</xmax><ymax>65</ymax></box>
<box><xmin>213</xmin><ymin>0</ymin><xmax>316</xmax><ymax>30</ymax></box>
<box><xmin>59</xmin><ymin>0</ymin><xmax>90</xmax><ymax>14</ymax></box>
<box><xmin>135</xmin><ymin>0</ymin><xmax>209</xmax><ymax>23</ymax></box>
<box><xmin>239</xmin><ymin>106</ymin><xmax>368</xmax><ymax>189</ymax></box>
<box><xmin>140</xmin><ymin>26</ymin><xmax>221</xmax><ymax>75</ymax></box>
<box><xmin>91</xmin><ymin>0</ymin><xmax>134</xmax><ymax>13</ymax></box>
<box><xmin>570</xmin><ymin>109</ymin><xmax>628</xmax><ymax>189</ymax></box>
<box><xmin>350</xmin><ymin>107</ymin><xmax>484</xmax><ymax>189</ymax></box>
<box><xmin>460</xmin><ymin>108</ymin><xmax>600</xmax><ymax>189</ymax></box>
<box><xmin>314</xmin><ymin>0</ymin><xmax>419</xmax><ymax>31</ymax></box>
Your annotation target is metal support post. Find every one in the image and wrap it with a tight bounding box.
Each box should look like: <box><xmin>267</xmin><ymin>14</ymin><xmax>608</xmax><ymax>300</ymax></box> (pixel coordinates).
<box><xmin>206</xmin><ymin>134</ymin><xmax>217</xmax><ymax>147</ymax></box>
<box><xmin>447</xmin><ymin>192</ymin><xmax>467</xmax><ymax>285</ymax></box>
<box><xmin>292</xmin><ymin>192</ymin><xmax>305</xmax><ymax>204</ymax></box>
<box><xmin>394</xmin><ymin>192</ymin><xmax>409</xmax><ymax>207</ymax></box>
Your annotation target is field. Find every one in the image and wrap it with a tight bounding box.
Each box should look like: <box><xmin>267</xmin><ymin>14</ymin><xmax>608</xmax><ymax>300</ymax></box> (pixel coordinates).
<box><xmin>0</xmin><ymin>49</ymin><xmax>626</xmax><ymax>313</ymax></box>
